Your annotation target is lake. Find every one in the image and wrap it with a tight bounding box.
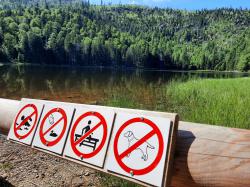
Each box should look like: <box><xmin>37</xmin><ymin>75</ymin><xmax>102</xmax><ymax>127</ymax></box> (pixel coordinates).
<box><xmin>0</xmin><ymin>65</ymin><xmax>248</xmax><ymax>110</ymax></box>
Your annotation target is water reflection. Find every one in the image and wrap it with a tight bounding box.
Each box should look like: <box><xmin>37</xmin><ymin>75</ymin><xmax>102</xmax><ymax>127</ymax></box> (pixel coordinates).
<box><xmin>0</xmin><ymin>65</ymin><xmax>248</xmax><ymax>105</ymax></box>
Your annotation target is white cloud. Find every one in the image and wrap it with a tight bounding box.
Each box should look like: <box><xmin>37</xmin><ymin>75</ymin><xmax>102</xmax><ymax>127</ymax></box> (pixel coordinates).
<box><xmin>130</xmin><ymin>0</ymin><xmax>137</xmax><ymax>4</ymax></box>
<box><xmin>129</xmin><ymin>0</ymin><xmax>138</xmax><ymax>4</ymax></box>
<box><xmin>127</xmin><ymin>0</ymin><xmax>172</xmax><ymax>6</ymax></box>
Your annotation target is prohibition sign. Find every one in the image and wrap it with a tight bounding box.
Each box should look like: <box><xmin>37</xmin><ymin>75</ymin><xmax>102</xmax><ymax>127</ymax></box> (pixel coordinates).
<box><xmin>70</xmin><ymin>111</ymin><xmax>108</xmax><ymax>159</ymax></box>
<box><xmin>39</xmin><ymin>108</ymin><xmax>67</xmax><ymax>147</ymax></box>
<box><xmin>113</xmin><ymin>117</ymin><xmax>164</xmax><ymax>176</ymax></box>
<box><xmin>14</xmin><ymin>104</ymin><xmax>38</xmax><ymax>140</ymax></box>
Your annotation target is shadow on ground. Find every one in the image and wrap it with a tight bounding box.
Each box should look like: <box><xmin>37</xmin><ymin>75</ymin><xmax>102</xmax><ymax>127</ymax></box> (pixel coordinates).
<box><xmin>0</xmin><ymin>177</ymin><xmax>14</xmax><ymax>187</ymax></box>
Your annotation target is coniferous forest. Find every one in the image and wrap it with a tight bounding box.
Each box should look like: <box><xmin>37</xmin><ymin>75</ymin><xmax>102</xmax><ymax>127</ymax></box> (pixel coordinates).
<box><xmin>0</xmin><ymin>1</ymin><xmax>249</xmax><ymax>71</ymax></box>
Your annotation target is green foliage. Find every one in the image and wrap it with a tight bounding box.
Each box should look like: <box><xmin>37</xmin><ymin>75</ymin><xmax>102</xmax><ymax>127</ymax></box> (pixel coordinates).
<box><xmin>0</xmin><ymin>2</ymin><xmax>249</xmax><ymax>71</ymax></box>
<box><xmin>166</xmin><ymin>78</ymin><xmax>250</xmax><ymax>129</ymax></box>
<box><xmin>238</xmin><ymin>54</ymin><xmax>250</xmax><ymax>71</ymax></box>
<box><xmin>0</xmin><ymin>162</ymin><xmax>13</xmax><ymax>170</ymax></box>
<box><xmin>98</xmin><ymin>172</ymin><xmax>140</xmax><ymax>187</ymax></box>
<box><xmin>103</xmin><ymin>75</ymin><xmax>250</xmax><ymax>129</ymax></box>
<box><xmin>105</xmin><ymin>77</ymin><xmax>250</xmax><ymax>129</ymax></box>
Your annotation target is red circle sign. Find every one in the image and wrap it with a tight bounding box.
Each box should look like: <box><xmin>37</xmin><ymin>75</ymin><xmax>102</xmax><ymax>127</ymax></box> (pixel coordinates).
<box><xmin>113</xmin><ymin>117</ymin><xmax>164</xmax><ymax>176</ymax></box>
<box><xmin>70</xmin><ymin>111</ymin><xmax>108</xmax><ymax>159</ymax></box>
<box><xmin>14</xmin><ymin>104</ymin><xmax>38</xmax><ymax>140</ymax></box>
<box><xmin>39</xmin><ymin>108</ymin><xmax>67</xmax><ymax>147</ymax></box>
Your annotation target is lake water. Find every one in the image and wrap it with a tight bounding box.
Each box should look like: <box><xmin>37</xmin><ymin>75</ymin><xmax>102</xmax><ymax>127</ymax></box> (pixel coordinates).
<box><xmin>0</xmin><ymin>65</ymin><xmax>248</xmax><ymax>109</ymax></box>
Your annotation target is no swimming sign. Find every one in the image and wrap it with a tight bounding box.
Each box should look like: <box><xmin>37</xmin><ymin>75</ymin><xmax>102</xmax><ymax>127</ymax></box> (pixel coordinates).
<box><xmin>7</xmin><ymin>99</ymin><xmax>44</xmax><ymax>145</ymax></box>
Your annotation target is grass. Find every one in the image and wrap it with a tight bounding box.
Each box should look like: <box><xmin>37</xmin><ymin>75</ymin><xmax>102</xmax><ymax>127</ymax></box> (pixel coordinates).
<box><xmin>0</xmin><ymin>162</ymin><xmax>13</xmax><ymax>170</ymax></box>
<box><xmin>98</xmin><ymin>172</ymin><xmax>139</xmax><ymax>187</ymax></box>
<box><xmin>105</xmin><ymin>77</ymin><xmax>250</xmax><ymax>129</ymax></box>
<box><xmin>166</xmin><ymin>78</ymin><xmax>250</xmax><ymax>129</ymax></box>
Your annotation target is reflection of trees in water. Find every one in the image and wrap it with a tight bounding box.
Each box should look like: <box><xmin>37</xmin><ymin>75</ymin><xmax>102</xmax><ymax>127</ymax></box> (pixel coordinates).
<box><xmin>0</xmin><ymin>66</ymin><xmax>26</xmax><ymax>97</ymax></box>
<box><xmin>45</xmin><ymin>80</ymin><xmax>55</xmax><ymax>96</ymax></box>
<box><xmin>0</xmin><ymin>65</ymin><xmax>247</xmax><ymax>101</ymax></box>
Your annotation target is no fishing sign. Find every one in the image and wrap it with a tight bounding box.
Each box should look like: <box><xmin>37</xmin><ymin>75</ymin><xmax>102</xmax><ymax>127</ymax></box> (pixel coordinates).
<box><xmin>8</xmin><ymin>99</ymin><xmax>178</xmax><ymax>187</ymax></box>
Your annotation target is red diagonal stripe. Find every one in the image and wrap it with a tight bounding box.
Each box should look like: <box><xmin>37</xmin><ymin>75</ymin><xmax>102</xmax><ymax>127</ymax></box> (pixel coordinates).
<box><xmin>16</xmin><ymin>111</ymin><xmax>36</xmax><ymax>131</ymax></box>
<box><xmin>42</xmin><ymin>116</ymin><xmax>64</xmax><ymax>136</ymax></box>
<box><xmin>73</xmin><ymin>121</ymin><xmax>102</xmax><ymax>146</ymax></box>
<box><xmin>119</xmin><ymin>129</ymin><xmax>156</xmax><ymax>159</ymax></box>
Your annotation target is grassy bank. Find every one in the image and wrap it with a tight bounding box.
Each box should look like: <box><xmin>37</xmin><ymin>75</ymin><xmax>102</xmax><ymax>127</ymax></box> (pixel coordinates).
<box><xmin>166</xmin><ymin>78</ymin><xmax>250</xmax><ymax>129</ymax></box>
<box><xmin>105</xmin><ymin>78</ymin><xmax>250</xmax><ymax>129</ymax></box>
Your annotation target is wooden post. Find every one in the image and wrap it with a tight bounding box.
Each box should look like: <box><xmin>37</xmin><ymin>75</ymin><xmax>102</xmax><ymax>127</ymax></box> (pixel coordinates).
<box><xmin>0</xmin><ymin>98</ymin><xmax>250</xmax><ymax>187</ymax></box>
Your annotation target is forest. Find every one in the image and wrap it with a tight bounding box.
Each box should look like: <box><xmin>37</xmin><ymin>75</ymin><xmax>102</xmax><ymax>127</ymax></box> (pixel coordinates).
<box><xmin>0</xmin><ymin>0</ymin><xmax>249</xmax><ymax>71</ymax></box>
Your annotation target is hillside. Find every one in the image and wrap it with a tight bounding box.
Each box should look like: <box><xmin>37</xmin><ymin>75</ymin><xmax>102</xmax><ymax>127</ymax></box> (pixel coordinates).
<box><xmin>0</xmin><ymin>2</ymin><xmax>249</xmax><ymax>71</ymax></box>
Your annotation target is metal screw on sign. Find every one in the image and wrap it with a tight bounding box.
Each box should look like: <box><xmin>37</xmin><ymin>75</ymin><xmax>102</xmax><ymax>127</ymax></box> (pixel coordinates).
<box><xmin>80</xmin><ymin>155</ymin><xmax>83</xmax><ymax>160</ymax></box>
<box><xmin>140</xmin><ymin>117</ymin><xmax>144</xmax><ymax>121</ymax></box>
<box><xmin>57</xmin><ymin>108</ymin><xmax>60</xmax><ymax>112</ymax></box>
<box><xmin>91</xmin><ymin>111</ymin><xmax>95</xmax><ymax>114</ymax></box>
<box><xmin>130</xmin><ymin>170</ymin><xmax>134</xmax><ymax>177</ymax></box>
<box><xmin>46</xmin><ymin>141</ymin><xmax>49</xmax><ymax>146</ymax></box>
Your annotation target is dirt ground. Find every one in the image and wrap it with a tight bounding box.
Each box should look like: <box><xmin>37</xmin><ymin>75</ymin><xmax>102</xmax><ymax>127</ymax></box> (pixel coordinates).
<box><xmin>0</xmin><ymin>134</ymin><xmax>104</xmax><ymax>187</ymax></box>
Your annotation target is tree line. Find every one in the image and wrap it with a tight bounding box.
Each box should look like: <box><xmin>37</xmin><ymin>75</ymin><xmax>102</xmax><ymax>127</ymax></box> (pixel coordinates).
<box><xmin>0</xmin><ymin>1</ymin><xmax>249</xmax><ymax>71</ymax></box>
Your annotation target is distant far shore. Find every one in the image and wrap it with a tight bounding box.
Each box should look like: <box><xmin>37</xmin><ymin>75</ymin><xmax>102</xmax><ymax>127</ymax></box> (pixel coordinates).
<box><xmin>0</xmin><ymin>62</ymin><xmax>249</xmax><ymax>74</ymax></box>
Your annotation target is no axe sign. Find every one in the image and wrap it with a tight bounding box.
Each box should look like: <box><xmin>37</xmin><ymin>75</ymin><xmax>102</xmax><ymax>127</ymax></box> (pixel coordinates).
<box><xmin>8</xmin><ymin>98</ymin><xmax>178</xmax><ymax>187</ymax></box>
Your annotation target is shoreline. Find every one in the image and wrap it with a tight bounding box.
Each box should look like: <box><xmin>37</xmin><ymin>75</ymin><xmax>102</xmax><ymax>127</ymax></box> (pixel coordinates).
<box><xmin>0</xmin><ymin>62</ymin><xmax>249</xmax><ymax>75</ymax></box>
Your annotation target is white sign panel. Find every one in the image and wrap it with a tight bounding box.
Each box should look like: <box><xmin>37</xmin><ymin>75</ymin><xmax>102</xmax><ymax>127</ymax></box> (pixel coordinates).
<box><xmin>32</xmin><ymin>103</ymin><xmax>74</xmax><ymax>155</ymax></box>
<box><xmin>7</xmin><ymin>98</ymin><xmax>44</xmax><ymax>145</ymax></box>
<box><xmin>64</xmin><ymin>106</ymin><xmax>115</xmax><ymax>168</ymax></box>
<box><xmin>106</xmin><ymin>112</ymin><xmax>171</xmax><ymax>187</ymax></box>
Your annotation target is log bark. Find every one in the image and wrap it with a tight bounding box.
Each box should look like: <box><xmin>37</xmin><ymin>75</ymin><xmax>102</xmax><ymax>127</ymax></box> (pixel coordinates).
<box><xmin>0</xmin><ymin>98</ymin><xmax>250</xmax><ymax>187</ymax></box>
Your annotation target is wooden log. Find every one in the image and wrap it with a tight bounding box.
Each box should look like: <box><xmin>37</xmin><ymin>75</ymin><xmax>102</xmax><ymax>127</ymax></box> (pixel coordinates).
<box><xmin>0</xmin><ymin>98</ymin><xmax>250</xmax><ymax>187</ymax></box>
<box><xmin>172</xmin><ymin>122</ymin><xmax>250</xmax><ymax>187</ymax></box>
<box><xmin>0</xmin><ymin>98</ymin><xmax>19</xmax><ymax>135</ymax></box>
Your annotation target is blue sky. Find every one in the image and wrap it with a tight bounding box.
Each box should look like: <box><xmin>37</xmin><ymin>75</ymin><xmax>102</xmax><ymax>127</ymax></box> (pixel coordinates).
<box><xmin>90</xmin><ymin>0</ymin><xmax>250</xmax><ymax>10</ymax></box>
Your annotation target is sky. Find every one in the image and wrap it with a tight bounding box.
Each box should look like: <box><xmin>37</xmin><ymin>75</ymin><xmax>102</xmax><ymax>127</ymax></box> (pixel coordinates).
<box><xmin>90</xmin><ymin>0</ymin><xmax>250</xmax><ymax>10</ymax></box>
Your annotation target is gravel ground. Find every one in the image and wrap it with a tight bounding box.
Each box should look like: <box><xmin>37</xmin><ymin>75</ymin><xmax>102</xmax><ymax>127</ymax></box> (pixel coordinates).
<box><xmin>0</xmin><ymin>134</ymin><xmax>104</xmax><ymax>187</ymax></box>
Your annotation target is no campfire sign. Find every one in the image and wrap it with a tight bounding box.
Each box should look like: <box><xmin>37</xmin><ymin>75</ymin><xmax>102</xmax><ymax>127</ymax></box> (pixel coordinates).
<box><xmin>106</xmin><ymin>112</ymin><xmax>172</xmax><ymax>187</ymax></box>
<box><xmin>63</xmin><ymin>106</ymin><xmax>115</xmax><ymax>168</ymax></box>
<box><xmin>7</xmin><ymin>99</ymin><xmax>44</xmax><ymax>145</ymax></box>
<box><xmin>32</xmin><ymin>103</ymin><xmax>74</xmax><ymax>155</ymax></box>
